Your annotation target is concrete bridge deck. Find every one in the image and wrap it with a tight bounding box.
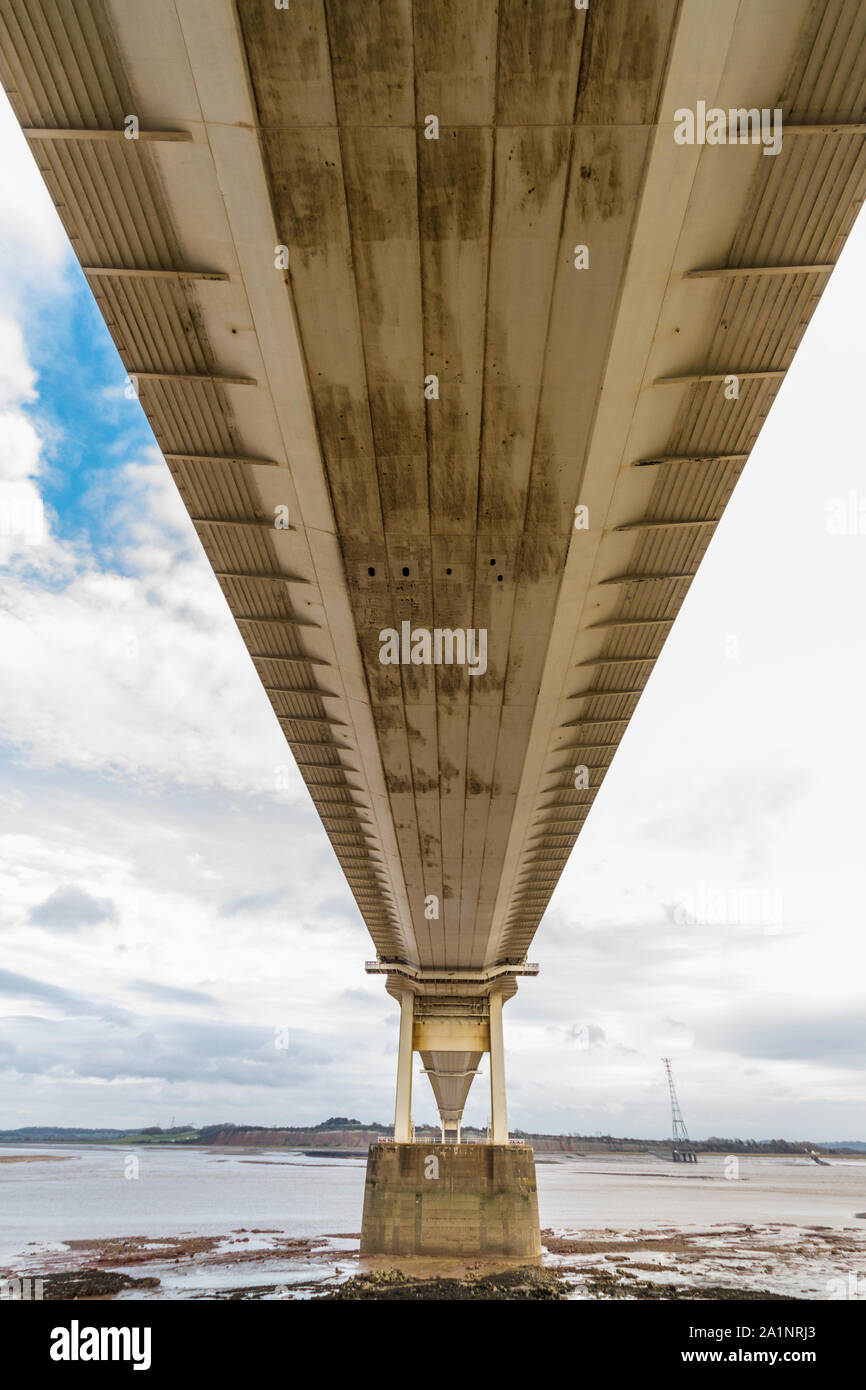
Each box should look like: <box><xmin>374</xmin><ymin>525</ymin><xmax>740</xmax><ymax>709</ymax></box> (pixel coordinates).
<box><xmin>3</xmin><ymin>1</ymin><xmax>864</xmax><ymax>1248</ymax></box>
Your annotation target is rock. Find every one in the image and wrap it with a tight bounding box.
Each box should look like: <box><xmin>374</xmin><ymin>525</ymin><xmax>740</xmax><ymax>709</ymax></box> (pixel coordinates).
<box><xmin>40</xmin><ymin>1269</ymin><xmax>161</xmax><ymax>1300</ymax></box>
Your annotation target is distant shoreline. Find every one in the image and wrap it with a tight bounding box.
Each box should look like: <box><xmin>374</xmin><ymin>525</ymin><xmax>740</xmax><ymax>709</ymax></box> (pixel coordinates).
<box><xmin>1</xmin><ymin>1128</ymin><xmax>864</xmax><ymax>1157</ymax></box>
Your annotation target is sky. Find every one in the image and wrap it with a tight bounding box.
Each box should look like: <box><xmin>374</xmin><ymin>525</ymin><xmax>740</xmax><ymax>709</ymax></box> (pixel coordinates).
<box><xmin>0</xmin><ymin>92</ymin><xmax>863</xmax><ymax>1142</ymax></box>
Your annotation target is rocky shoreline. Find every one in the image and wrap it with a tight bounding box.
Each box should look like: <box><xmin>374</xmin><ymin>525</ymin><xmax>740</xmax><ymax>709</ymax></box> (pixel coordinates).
<box><xmin>15</xmin><ymin>1263</ymin><xmax>794</xmax><ymax>1302</ymax></box>
<box><xmin>5</xmin><ymin>1219</ymin><xmax>841</xmax><ymax>1301</ymax></box>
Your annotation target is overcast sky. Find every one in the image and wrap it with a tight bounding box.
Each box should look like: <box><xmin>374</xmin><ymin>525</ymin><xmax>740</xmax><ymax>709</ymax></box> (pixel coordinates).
<box><xmin>0</xmin><ymin>93</ymin><xmax>863</xmax><ymax>1141</ymax></box>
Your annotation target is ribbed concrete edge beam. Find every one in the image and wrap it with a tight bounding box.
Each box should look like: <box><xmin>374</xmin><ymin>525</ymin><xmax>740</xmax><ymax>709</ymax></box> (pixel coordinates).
<box><xmin>233</xmin><ymin>614</ymin><xmax>319</xmax><ymax>628</ymax></box>
<box><xmin>564</xmin><ymin>717</ymin><xmax>631</xmax><ymax>728</ymax></box>
<box><xmin>21</xmin><ymin>126</ymin><xmax>193</xmax><ymax>141</ymax></box>
<box><xmin>248</xmin><ymin>653</ymin><xmax>331</xmax><ymax>668</ymax></box>
<box><xmin>281</xmin><ymin>737</ymin><xmax>351</xmax><ymax>748</ymax></box>
<box><xmin>684</xmin><ymin>263</ymin><xmax>833</xmax><ymax>278</ymax></box>
<box><xmin>163</xmin><ymin>453</ymin><xmax>282</xmax><ymax>467</ymax></box>
<box><xmin>654</xmin><ymin>369</ymin><xmax>785</xmax><ymax>384</ymax></box>
<box><xmin>320</xmin><ymin>810</ymin><xmax>373</xmax><ymax>820</ymax></box>
<box><xmin>588</xmin><ymin>616</ymin><xmax>675</xmax><ymax>629</ymax></box>
<box><xmin>537</xmin><ymin>795</ymin><xmax>597</xmax><ymax>807</ymax></box>
<box><xmin>262</xmin><ymin>684</ymin><xmax>332</xmax><ymax>696</ymax></box>
<box><xmin>615</xmin><ymin>517</ymin><xmax>719</xmax><ymax>532</ymax></box>
<box><xmin>783</xmin><ymin>122</ymin><xmax>866</xmax><ymax>134</ymax></box>
<box><xmin>83</xmin><ymin>266</ymin><xmax>229</xmax><ymax>280</ymax></box>
<box><xmin>569</xmin><ymin>687</ymin><xmax>644</xmax><ymax>698</ymax></box>
<box><xmin>576</xmin><ymin>655</ymin><xmax>657</xmax><ymax>667</ymax></box>
<box><xmin>192</xmin><ymin>517</ymin><xmax>297</xmax><ymax>531</ymax></box>
<box><xmin>599</xmin><ymin>572</ymin><xmax>696</xmax><ymax>584</ymax></box>
<box><xmin>275</xmin><ymin>713</ymin><xmax>347</xmax><ymax>726</ymax></box>
<box><xmin>535</xmin><ymin>810</ymin><xmax>595</xmax><ymax>820</ymax></box>
<box><xmin>132</xmin><ymin>369</ymin><xmax>258</xmax><ymax>386</ymax></box>
<box><xmin>632</xmin><ymin>453</ymin><xmax>748</xmax><ymax>467</ymax></box>
<box><xmin>555</xmin><ymin>740</ymin><xmax>620</xmax><ymax>751</ymax></box>
<box><xmin>214</xmin><ymin>570</ymin><xmax>305</xmax><ymax>582</ymax></box>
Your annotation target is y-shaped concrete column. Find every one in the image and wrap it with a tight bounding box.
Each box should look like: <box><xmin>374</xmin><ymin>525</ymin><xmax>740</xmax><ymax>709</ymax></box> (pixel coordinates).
<box><xmin>362</xmin><ymin>973</ymin><xmax>540</xmax><ymax>1257</ymax></box>
<box><xmin>393</xmin><ymin>988</ymin><xmax>414</xmax><ymax>1142</ymax></box>
<box><xmin>488</xmin><ymin>989</ymin><xmax>509</xmax><ymax>1144</ymax></box>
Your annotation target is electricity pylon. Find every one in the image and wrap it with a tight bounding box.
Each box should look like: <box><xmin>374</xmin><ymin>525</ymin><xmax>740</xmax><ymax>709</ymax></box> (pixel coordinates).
<box><xmin>662</xmin><ymin>1057</ymin><xmax>697</xmax><ymax>1162</ymax></box>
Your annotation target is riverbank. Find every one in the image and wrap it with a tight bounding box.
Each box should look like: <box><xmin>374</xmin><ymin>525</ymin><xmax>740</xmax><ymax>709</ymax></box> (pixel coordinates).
<box><xmin>2</xmin><ymin>1126</ymin><xmax>860</xmax><ymax>1159</ymax></box>
<box><xmin>17</xmin><ymin>1218</ymin><xmax>856</xmax><ymax>1301</ymax></box>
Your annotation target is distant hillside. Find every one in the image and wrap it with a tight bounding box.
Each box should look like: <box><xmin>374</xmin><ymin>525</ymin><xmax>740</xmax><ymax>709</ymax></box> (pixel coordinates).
<box><xmin>0</xmin><ymin>1125</ymin><xmax>198</xmax><ymax>1145</ymax></box>
<box><xmin>0</xmin><ymin>1120</ymin><xmax>862</xmax><ymax>1153</ymax></box>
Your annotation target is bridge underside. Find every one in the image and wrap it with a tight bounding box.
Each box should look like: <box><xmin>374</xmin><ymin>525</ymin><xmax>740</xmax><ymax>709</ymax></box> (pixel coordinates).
<box><xmin>3</xmin><ymin>0</ymin><xmax>866</xmax><ymax>1229</ymax></box>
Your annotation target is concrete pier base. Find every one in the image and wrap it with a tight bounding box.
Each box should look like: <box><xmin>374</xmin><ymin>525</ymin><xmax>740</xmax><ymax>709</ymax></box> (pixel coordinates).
<box><xmin>359</xmin><ymin>1142</ymin><xmax>541</xmax><ymax>1259</ymax></box>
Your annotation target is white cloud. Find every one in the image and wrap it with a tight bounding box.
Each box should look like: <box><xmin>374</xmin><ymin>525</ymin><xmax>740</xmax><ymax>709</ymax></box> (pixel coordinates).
<box><xmin>0</xmin><ymin>316</ymin><xmax>36</xmax><ymax>406</ymax></box>
<box><xmin>0</xmin><ymin>313</ymin><xmax>51</xmax><ymax>567</ymax></box>
<box><xmin>0</xmin><ymin>92</ymin><xmax>69</xmax><ymax>305</ymax></box>
<box><xmin>0</xmin><ymin>444</ymin><xmax>301</xmax><ymax>794</ymax></box>
<box><xmin>0</xmin><ymin>223</ymin><xmax>300</xmax><ymax>798</ymax></box>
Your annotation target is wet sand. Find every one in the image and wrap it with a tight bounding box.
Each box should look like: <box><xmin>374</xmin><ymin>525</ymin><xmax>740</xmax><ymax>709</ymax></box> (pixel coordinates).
<box><xmin>1</xmin><ymin>1146</ymin><xmax>863</xmax><ymax>1300</ymax></box>
<box><xmin>0</xmin><ymin>1154</ymin><xmax>72</xmax><ymax>1164</ymax></box>
<box><xmin>16</xmin><ymin>1217</ymin><xmax>863</xmax><ymax>1300</ymax></box>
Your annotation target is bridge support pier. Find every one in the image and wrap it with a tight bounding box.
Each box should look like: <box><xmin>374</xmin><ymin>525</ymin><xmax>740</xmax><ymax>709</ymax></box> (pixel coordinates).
<box><xmin>393</xmin><ymin>989</ymin><xmax>414</xmax><ymax>1143</ymax></box>
<box><xmin>359</xmin><ymin>1142</ymin><xmax>541</xmax><ymax>1259</ymax></box>
<box><xmin>361</xmin><ymin>965</ymin><xmax>541</xmax><ymax>1258</ymax></box>
<box><xmin>488</xmin><ymin>990</ymin><xmax>508</xmax><ymax>1145</ymax></box>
